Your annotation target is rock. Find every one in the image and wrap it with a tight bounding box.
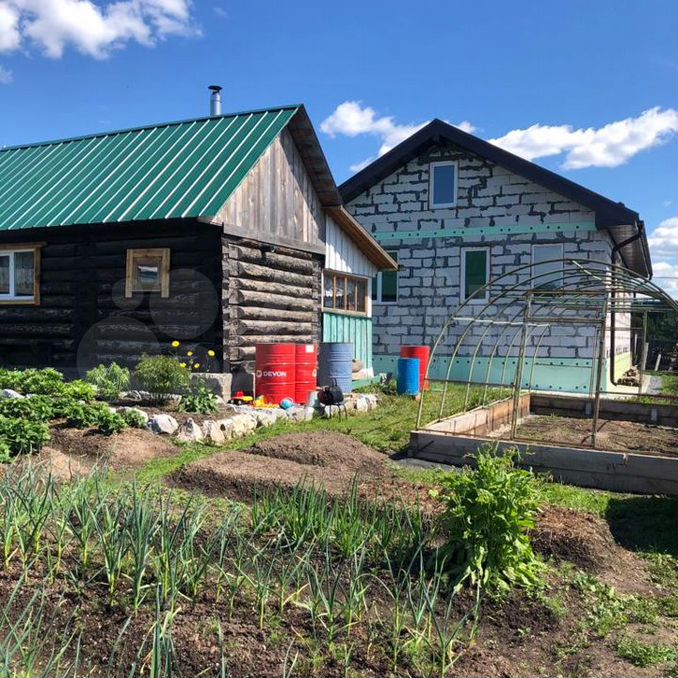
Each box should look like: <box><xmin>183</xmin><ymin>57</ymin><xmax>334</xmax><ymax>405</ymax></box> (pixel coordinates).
<box><xmin>364</xmin><ymin>394</ymin><xmax>378</xmax><ymax>410</ymax></box>
<box><xmin>123</xmin><ymin>390</ymin><xmax>143</xmax><ymax>401</ymax></box>
<box><xmin>214</xmin><ymin>395</ymin><xmax>226</xmax><ymax>406</ymax></box>
<box><xmin>175</xmin><ymin>418</ymin><xmax>204</xmax><ymax>443</ymax></box>
<box><xmin>0</xmin><ymin>389</ymin><xmax>24</xmax><ymax>400</ymax></box>
<box><xmin>229</xmin><ymin>413</ymin><xmax>257</xmax><ymax>438</ymax></box>
<box><xmin>202</xmin><ymin>420</ymin><xmax>225</xmax><ymax>445</ymax></box>
<box><xmin>354</xmin><ymin>396</ymin><xmax>370</xmax><ymax>412</ymax></box>
<box><xmin>323</xmin><ymin>405</ymin><xmax>340</xmax><ymax>418</ymax></box>
<box><xmin>117</xmin><ymin>407</ymin><xmax>149</xmax><ymax>424</ymax></box>
<box><xmin>216</xmin><ymin>418</ymin><xmax>236</xmax><ymax>440</ymax></box>
<box><xmin>253</xmin><ymin>410</ymin><xmax>280</xmax><ymax>428</ymax></box>
<box><xmin>147</xmin><ymin>414</ymin><xmax>179</xmax><ymax>436</ymax></box>
<box><xmin>286</xmin><ymin>406</ymin><xmax>315</xmax><ymax>422</ymax></box>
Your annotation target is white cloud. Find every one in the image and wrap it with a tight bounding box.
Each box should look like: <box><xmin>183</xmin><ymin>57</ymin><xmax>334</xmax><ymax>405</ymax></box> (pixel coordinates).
<box><xmin>326</xmin><ymin>102</ymin><xmax>678</xmax><ymax>174</ymax></box>
<box><xmin>648</xmin><ymin>216</ymin><xmax>678</xmax><ymax>299</ymax></box>
<box><xmin>0</xmin><ymin>64</ymin><xmax>12</xmax><ymax>83</ymax></box>
<box><xmin>321</xmin><ymin>101</ymin><xmax>476</xmax><ymax>171</ymax></box>
<box><xmin>490</xmin><ymin>107</ymin><xmax>678</xmax><ymax>169</ymax></box>
<box><xmin>0</xmin><ymin>0</ymin><xmax>197</xmax><ymax>60</ymax></box>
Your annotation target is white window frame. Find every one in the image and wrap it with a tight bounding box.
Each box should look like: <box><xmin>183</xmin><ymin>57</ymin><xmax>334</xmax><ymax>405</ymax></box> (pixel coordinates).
<box><xmin>372</xmin><ymin>250</ymin><xmax>399</xmax><ymax>304</ymax></box>
<box><xmin>531</xmin><ymin>243</ymin><xmax>564</xmax><ymax>289</ymax></box>
<box><xmin>0</xmin><ymin>246</ymin><xmax>40</xmax><ymax>304</ymax></box>
<box><xmin>461</xmin><ymin>247</ymin><xmax>490</xmax><ymax>304</ymax></box>
<box><xmin>429</xmin><ymin>160</ymin><xmax>458</xmax><ymax>209</ymax></box>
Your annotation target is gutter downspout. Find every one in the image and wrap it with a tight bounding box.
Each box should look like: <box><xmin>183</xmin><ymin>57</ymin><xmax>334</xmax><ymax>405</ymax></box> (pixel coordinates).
<box><xmin>609</xmin><ymin>220</ymin><xmax>646</xmax><ymax>386</ymax></box>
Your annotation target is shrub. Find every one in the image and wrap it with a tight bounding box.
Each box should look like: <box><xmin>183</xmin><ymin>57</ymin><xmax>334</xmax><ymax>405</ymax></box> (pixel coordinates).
<box><xmin>118</xmin><ymin>409</ymin><xmax>147</xmax><ymax>429</ymax></box>
<box><xmin>134</xmin><ymin>355</ymin><xmax>190</xmax><ymax>403</ymax></box>
<box><xmin>85</xmin><ymin>363</ymin><xmax>130</xmax><ymax>401</ymax></box>
<box><xmin>15</xmin><ymin>368</ymin><xmax>64</xmax><ymax>395</ymax></box>
<box><xmin>0</xmin><ymin>395</ymin><xmax>54</xmax><ymax>422</ymax></box>
<box><xmin>0</xmin><ymin>439</ymin><xmax>10</xmax><ymax>463</ymax></box>
<box><xmin>94</xmin><ymin>409</ymin><xmax>128</xmax><ymax>436</ymax></box>
<box><xmin>0</xmin><ymin>416</ymin><xmax>50</xmax><ymax>455</ymax></box>
<box><xmin>60</xmin><ymin>380</ymin><xmax>97</xmax><ymax>403</ymax></box>
<box><xmin>434</xmin><ymin>445</ymin><xmax>542</xmax><ymax>592</ymax></box>
<box><xmin>0</xmin><ymin>368</ymin><xmax>22</xmax><ymax>392</ymax></box>
<box><xmin>63</xmin><ymin>402</ymin><xmax>106</xmax><ymax>429</ymax></box>
<box><xmin>180</xmin><ymin>381</ymin><xmax>218</xmax><ymax>414</ymax></box>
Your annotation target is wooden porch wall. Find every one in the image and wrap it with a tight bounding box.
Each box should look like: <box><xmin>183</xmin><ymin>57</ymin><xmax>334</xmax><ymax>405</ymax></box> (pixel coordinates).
<box><xmin>223</xmin><ymin>237</ymin><xmax>322</xmax><ymax>372</ymax></box>
<box><xmin>0</xmin><ymin>222</ymin><xmax>222</xmax><ymax>371</ymax></box>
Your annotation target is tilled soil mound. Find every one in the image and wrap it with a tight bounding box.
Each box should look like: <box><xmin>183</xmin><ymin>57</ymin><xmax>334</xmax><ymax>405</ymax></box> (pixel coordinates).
<box><xmin>171</xmin><ymin>432</ymin><xmax>423</xmax><ymax>504</ymax></box>
<box><xmin>532</xmin><ymin>505</ymin><xmax>654</xmax><ymax>594</ymax></box>
<box><xmin>49</xmin><ymin>426</ymin><xmax>179</xmax><ymax>471</ymax></box>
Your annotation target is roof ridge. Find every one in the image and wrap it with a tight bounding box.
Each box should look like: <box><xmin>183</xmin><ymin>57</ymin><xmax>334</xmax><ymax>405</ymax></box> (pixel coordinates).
<box><xmin>0</xmin><ymin>103</ymin><xmax>302</xmax><ymax>153</ymax></box>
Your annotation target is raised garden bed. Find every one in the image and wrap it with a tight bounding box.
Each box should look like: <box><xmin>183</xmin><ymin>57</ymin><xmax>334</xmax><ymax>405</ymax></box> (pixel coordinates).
<box><xmin>410</xmin><ymin>394</ymin><xmax>678</xmax><ymax>495</ymax></box>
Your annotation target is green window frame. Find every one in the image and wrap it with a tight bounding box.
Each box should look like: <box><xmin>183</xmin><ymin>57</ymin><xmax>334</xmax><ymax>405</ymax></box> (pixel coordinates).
<box><xmin>372</xmin><ymin>250</ymin><xmax>399</xmax><ymax>303</ymax></box>
<box><xmin>462</xmin><ymin>248</ymin><xmax>489</xmax><ymax>302</ymax></box>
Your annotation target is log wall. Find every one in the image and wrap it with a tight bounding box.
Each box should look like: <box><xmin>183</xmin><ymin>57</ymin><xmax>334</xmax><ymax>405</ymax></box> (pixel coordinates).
<box><xmin>222</xmin><ymin>237</ymin><xmax>322</xmax><ymax>378</ymax></box>
<box><xmin>0</xmin><ymin>222</ymin><xmax>223</xmax><ymax>372</ymax></box>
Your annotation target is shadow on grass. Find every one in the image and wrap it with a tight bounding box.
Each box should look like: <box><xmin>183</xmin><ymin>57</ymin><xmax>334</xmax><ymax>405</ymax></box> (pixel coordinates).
<box><xmin>606</xmin><ymin>495</ymin><xmax>678</xmax><ymax>556</ymax></box>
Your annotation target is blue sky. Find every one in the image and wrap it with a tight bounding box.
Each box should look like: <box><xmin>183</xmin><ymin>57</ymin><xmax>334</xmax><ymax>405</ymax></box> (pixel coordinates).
<box><xmin>1</xmin><ymin>0</ymin><xmax>676</xmax><ymax>294</ymax></box>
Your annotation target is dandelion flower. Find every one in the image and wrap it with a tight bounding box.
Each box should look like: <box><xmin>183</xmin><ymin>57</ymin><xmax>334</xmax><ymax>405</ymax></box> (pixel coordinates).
<box><xmin>187</xmin><ymin>351</ymin><xmax>194</xmax><ymax>357</ymax></box>
<box><xmin>193</xmin><ymin>363</ymin><xmax>201</xmax><ymax>370</ymax></box>
<box><xmin>207</xmin><ymin>349</ymin><xmax>215</xmax><ymax>357</ymax></box>
<box><xmin>171</xmin><ymin>340</ymin><xmax>180</xmax><ymax>348</ymax></box>
<box><xmin>180</xmin><ymin>362</ymin><xmax>187</xmax><ymax>368</ymax></box>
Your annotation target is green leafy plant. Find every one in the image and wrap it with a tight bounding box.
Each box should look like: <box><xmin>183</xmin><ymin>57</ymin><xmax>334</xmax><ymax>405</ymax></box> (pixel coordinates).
<box><xmin>616</xmin><ymin>635</ymin><xmax>677</xmax><ymax>667</ymax></box>
<box><xmin>94</xmin><ymin>409</ymin><xmax>128</xmax><ymax>436</ymax></box>
<box><xmin>119</xmin><ymin>409</ymin><xmax>147</xmax><ymax>429</ymax></box>
<box><xmin>0</xmin><ymin>416</ymin><xmax>50</xmax><ymax>455</ymax></box>
<box><xmin>134</xmin><ymin>355</ymin><xmax>190</xmax><ymax>403</ymax></box>
<box><xmin>62</xmin><ymin>402</ymin><xmax>110</xmax><ymax>429</ymax></box>
<box><xmin>180</xmin><ymin>381</ymin><xmax>218</xmax><ymax>414</ymax></box>
<box><xmin>85</xmin><ymin>363</ymin><xmax>131</xmax><ymax>401</ymax></box>
<box><xmin>0</xmin><ymin>396</ymin><xmax>54</xmax><ymax>422</ymax></box>
<box><xmin>0</xmin><ymin>439</ymin><xmax>10</xmax><ymax>463</ymax></box>
<box><xmin>14</xmin><ymin>368</ymin><xmax>64</xmax><ymax>395</ymax></box>
<box><xmin>434</xmin><ymin>444</ymin><xmax>543</xmax><ymax>592</ymax></box>
<box><xmin>59</xmin><ymin>380</ymin><xmax>97</xmax><ymax>403</ymax></box>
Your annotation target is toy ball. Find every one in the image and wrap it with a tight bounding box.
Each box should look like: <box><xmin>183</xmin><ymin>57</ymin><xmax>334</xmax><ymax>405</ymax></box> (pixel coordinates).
<box><xmin>279</xmin><ymin>398</ymin><xmax>294</xmax><ymax>410</ymax></box>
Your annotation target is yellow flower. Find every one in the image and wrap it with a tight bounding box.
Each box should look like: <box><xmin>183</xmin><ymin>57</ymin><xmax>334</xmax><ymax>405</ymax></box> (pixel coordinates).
<box><xmin>193</xmin><ymin>363</ymin><xmax>201</xmax><ymax>370</ymax></box>
<box><xmin>207</xmin><ymin>350</ymin><xmax>215</xmax><ymax>357</ymax></box>
<box><xmin>171</xmin><ymin>340</ymin><xmax>180</xmax><ymax>348</ymax></box>
<box><xmin>179</xmin><ymin>362</ymin><xmax>187</xmax><ymax>368</ymax></box>
<box><xmin>187</xmin><ymin>351</ymin><xmax>194</xmax><ymax>357</ymax></box>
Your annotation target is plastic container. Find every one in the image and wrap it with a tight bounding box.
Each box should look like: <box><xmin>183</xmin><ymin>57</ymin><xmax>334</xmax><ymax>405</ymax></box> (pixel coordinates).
<box><xmin>400</xmin><ymin>345</ymin><xmax>431</xmax><ymax>391</ymax></box>
<box><xmin>397</xmin><ymin>357</ymin><xmax>420</xmax><ymax>396</ymax></box>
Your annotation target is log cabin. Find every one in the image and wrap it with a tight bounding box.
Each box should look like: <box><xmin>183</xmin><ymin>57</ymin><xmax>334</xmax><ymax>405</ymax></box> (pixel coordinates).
<box><xmin>0</xmin><ymin>92</ymin><xmax>397</xmax><ymax>390</ymax></box>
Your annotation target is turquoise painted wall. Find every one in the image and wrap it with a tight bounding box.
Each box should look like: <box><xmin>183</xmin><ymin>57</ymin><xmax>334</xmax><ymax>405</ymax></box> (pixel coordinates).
<box><xmin>373</xmin><ymin>355</ymin><xmax>601</xmax><ymax>393</ymax></box>
<box><xmin>322</xmin><ymin>313</ymin><xmax>373</xmax><ymax>371</ymax></box>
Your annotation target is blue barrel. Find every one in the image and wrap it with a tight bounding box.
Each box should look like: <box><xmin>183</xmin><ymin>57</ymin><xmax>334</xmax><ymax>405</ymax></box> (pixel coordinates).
<box><xmin>318</xmin><ymin>342</ymin><xmax>353</xmax><ymax>395</ymax></box>
<box><xmin>397</xmin><ymin>358</ymin><xmax>420</xmax><ymax>396</ymax></box>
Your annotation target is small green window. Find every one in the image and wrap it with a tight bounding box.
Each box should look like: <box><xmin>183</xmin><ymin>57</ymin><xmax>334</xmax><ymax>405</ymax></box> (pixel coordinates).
<box><xmin>373</xmin><ymin>250</ymin><xmax>399</xmax><ymax>303</ymax></box>
<box><xmin>463</xmin><ymin>249</ymin><xmax>489</xmax><ymax>300</ymax></box>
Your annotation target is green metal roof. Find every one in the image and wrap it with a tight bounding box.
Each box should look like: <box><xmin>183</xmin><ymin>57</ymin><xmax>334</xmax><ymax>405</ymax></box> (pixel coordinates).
<box><xmin>0</xmin><ymin>105</ymin><xmax>299</xmax><ymax>231</ymax></box>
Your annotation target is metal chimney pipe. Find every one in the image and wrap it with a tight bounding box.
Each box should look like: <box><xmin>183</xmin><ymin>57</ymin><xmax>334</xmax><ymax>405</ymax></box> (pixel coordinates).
<box><xmin>208</xmin><ymin>85</ymin><xmax>222</xmax><ymax>117</ymax></box>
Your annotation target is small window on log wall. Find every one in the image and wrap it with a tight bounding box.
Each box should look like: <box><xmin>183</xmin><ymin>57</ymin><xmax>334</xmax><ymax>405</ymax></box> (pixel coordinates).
<box><xmin>323</xmin><ymin>271</ymin><xmax>367</xmax><ymax>315</ymax></box>
<box><xmin>125</xmin><ymin>248</ymin><xmax>170</xmax><ymax>298</ymax></box>
<box><xmin>0</xmin><ymin>244</ymin><xmax>42</xmax><ymax>305</ymax></box>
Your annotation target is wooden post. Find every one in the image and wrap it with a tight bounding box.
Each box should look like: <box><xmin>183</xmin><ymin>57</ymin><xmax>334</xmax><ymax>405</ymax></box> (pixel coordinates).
<box><xmin>591</xmin><ymin>296</ymin><xmax>609</xmax><ymax>449</ymax></box>
<box><xmin>510</xmin><ymin>292</ymin><xmax>532</xmax><ymax>439</ymax></box>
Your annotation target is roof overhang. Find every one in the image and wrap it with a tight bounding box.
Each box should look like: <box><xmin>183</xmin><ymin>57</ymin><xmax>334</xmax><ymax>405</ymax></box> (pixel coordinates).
<box><xmin>339</xmin><ymin>119</ymin><xmax>652</xmax><ymax>278</ymax></box>
<box><xmin>325</xmin><ymin>206</ymin><xmax>398</xmax><ymax>271</ymax></box>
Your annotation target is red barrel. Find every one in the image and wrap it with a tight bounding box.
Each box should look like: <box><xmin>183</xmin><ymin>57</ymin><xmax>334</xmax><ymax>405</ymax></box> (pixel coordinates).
<box><xmin>294</xmin><ymin>343</ymin><xmax>318</xmax><ymax>404</ymax></box>
<box><xmin>400</xmin><ymin>345</ymin><xmax>431</xmax><ymax>391</ymax></box>
<box><xmin>255</xmin><ymin>344</ymin><xmax>296</xmax><ymax>405</ymax></box>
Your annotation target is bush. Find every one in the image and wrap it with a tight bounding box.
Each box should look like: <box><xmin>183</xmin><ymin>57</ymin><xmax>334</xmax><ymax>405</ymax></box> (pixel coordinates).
<box><xmin>85</xmin><ymin>363</ymin><xmax>130</xmax><ymax>401</ymax></box>
<box><xmin>180</xmin><ymin>381</ymin><xmax>218</xmax><ymax>414</ymax></box>
<box><xmin>15</xmin><ymin>368</ymin><xmax>64</xmax><ymax>395</ymax></box>
<box><xmin>435</xmin><ymin>445</ymin><xmax>542</xmax><ymax>592</ymax></box>
<box><xmin>118</xmin><ymin>409</ymin><xmax>147</xmax><ymax>429</ymax></box>
<box><xmin>134</xmin><ymin>355</ymin><xmax>190</xmax><ymax>403</ymax></box>
<box><xmin>0</xmin><ymin>368</ymin><xmax>22</xmax><ymax>392</ymax></box>
<box><xmin>0</xmin><ymin>439</ymin><xmax>10</xmax><ymax>463</ymax></box>
<box><xmin>94</xmin><ymin>409</ymin><xmax>128</xmax><ymax>436</ymax></box>
<box><xmin>0</xmin><ymin>396</ymin><xmax>55</xmax><ymax>422</ymax></box>
<box><xmin>60</xmin><ymin>380</ymin><xmax>97</xmax><ymax>403</ymax></box>
<box><xmin>63</xmin><ymin>402</ymin><xmax>106</xmax><ymax>429</ymax></box>
<box><xmin>0</xmin><ymin>416</ymin><xmax>50</xmax><ymax>455</ymax></box>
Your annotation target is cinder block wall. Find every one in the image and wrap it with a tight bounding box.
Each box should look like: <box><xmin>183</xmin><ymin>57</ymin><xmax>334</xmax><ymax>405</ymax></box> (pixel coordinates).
<box><xmin>346</xmin><ymin>143</ymin><xmax>628</xmax><ymax>392</ymax></box>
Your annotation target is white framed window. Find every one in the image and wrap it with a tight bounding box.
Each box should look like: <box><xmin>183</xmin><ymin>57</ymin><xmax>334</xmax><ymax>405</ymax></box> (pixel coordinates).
<box><xmin>461</xmin><ymin>248</ymin><xmax>490</xmax><ymax>302</ymax></box>
<box><xmin>532</xmin><ymin>243</ymin><xmax>564</xmax><ymax>290</ymax></box>
<box><xmin>372</xmin><ymin>250</ymin><xmax>399</xmax><ymax>303</ymax></box>
<box><xmin>429</xmin><ymin>161</ymin><xmax>458</xmax><ymax>208</ymax></box>
<box><xmin>0</xmin><ymin>245</ymin><xmax>41</xmax><ymax>305</ymax></box>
